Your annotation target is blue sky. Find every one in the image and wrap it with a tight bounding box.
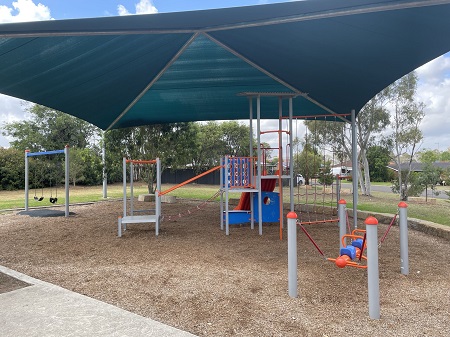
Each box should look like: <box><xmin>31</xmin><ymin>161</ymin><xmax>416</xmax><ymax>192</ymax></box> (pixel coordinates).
<box><xmin>0</xmin><ymin>0</ymin><xmax>282</xmax><ymax>20</ymax></box>
<box><xmin>0</xmin><ymin>0</ymin><xmax>449</xmax><ymax>153</ymax></box>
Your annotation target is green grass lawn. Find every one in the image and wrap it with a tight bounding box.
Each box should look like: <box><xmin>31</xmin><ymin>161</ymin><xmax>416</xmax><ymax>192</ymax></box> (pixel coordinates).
<box><xmin>1</xmin><ymin>183</ymin><xmax>449</xmax><ymax>227</ymax></box>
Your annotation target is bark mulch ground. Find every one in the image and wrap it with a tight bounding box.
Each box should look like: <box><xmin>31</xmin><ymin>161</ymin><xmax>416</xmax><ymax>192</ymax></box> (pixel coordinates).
<box><xmin>1</xmin><ymin>199</ymin><xmax>449</xmax><ymax>336</ymax></box>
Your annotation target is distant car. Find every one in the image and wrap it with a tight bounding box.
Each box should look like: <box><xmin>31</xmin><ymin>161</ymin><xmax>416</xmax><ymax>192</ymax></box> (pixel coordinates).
<box><xmin>296</xmin><ymin>174</ymin><xmax>305</xmax><ymax>185</ymax></box>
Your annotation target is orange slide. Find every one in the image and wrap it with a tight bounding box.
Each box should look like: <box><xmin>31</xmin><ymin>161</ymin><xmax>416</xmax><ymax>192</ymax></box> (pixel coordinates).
<box><xmin>234</xmin><ymin>178</ymin><xmax>277</xmax><ymax>211</ymax></box>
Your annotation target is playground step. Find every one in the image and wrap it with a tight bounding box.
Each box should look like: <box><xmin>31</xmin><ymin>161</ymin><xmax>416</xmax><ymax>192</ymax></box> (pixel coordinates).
<box><xmin>121</xmin><ymin>215</ymin><xmax>158</xmax><ymax>224</ymax></box>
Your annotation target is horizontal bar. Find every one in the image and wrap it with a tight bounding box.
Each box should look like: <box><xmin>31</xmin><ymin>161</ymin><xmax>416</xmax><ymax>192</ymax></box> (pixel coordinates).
<box><xmin>126</xmin><ymin>159</ymin><xmax>156</xmax><ymax>164</ymax></box>
<box><xmin>27</xmin><ymin>149</ymin><xmax>65</xmax><ymax>157</ymax></box>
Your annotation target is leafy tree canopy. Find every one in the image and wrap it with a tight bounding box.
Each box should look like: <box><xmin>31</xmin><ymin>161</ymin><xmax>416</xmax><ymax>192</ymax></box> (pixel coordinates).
<box><xmin>2</xmin><ymin>104</ymin><xmax>100</xmax><ymax>152</ymax></box>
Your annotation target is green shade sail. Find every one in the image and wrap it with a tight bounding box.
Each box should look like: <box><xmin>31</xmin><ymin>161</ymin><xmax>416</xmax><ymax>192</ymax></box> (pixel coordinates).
<box><xmin>0</xmin><ymin>0</ymin><xmax>449</xmax><ymax>129</ymax></box>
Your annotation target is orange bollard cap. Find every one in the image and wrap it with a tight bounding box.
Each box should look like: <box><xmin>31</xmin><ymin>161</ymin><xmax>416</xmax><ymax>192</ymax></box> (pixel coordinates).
<box><xmin>338</xmin><ymin>199</ymin><xmax>347</xmax><ymax>205</ymax></box>
<box><xmin>287</xmin><ymin>212</ymin><xmax>298</xmax><ymax>219</ymax></box>
<box><xmin>365</xmin><ymin>216</ymin><xmax>378</xmax><ymax>226</ymax></box>
<box><xmin>398</xmin><ymin>201</ymin><xmax>408</xmax><ymax>208</ymax></box>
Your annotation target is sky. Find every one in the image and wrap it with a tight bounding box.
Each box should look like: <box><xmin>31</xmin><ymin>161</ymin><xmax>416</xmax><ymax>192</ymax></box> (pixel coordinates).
<box><xmin>0</xmin><ymin>0</ymin><xmax>449</xmax><ymax>154</ymax></box>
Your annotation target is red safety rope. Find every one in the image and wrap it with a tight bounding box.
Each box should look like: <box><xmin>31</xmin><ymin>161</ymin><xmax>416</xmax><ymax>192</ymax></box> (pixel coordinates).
<box><xmin>380</xmin><ymin>213</ymin><xmax>398</xmax><ymax>244</ymax></box>
<box><xmin>299</xmin><ymin>224</ymin><xmax>325</xmax><ymax>257</ymax></box>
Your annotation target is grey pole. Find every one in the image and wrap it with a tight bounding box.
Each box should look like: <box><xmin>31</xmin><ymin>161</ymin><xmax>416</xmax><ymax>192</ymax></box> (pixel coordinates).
<box><xmin>156</xmin><ymin>158</ymin><xmax>161</xmax><ymax>236</ymax></box>
<box><xmin>289</xmin><ymin>98</ymin><xmax>294</xmax><ymax>212</ymax></box>
<box><xmin>365</xmin><ymin>216</ymin><xmax>380</xmax><ymax>319</ymax></box>
<box><xmin>220</xmin><ymin>157</ymin><xmax>224</xmax><ymax>231</ymax></box>
<box><xmin>25</xmin><ymin>150</ymin><xmax>29</xmax><ymax>211</ymax></box>
<box><xmin>398</xmin><ymin>202</ymin><xmax>409</xmax><ymax>275</ymax></box>
<box><xmin>257</xmin><ymin>96</ymin><xmax>263</xmax><ymax>235</ymax></box>
<box><xmin>102</xmin><ymin>135</ymin><xmax>107</xmax><ymax>199</ymax></box>
<box><xmin>287</xmin><ymin>211</ymin><xmax>298</xmax><ymax>298</ymax></box>
<box><xmin>249</xmin><ymin>99</ymin><xmax>255</xmax><ymax>230</ymax></box>
<box><xmin>225</xmin><ymin>156</ymin><xmax>230</xmax><ymax>235</ymax></box>
<box><xmin>351</xmin><ymin>109</ymin><xmax>358</xmax><ymax>229</ymax></box>
<box><xmin>64</xmin><ymin>145</ymin><xmax>69</xmax><ymax>217</ymax></box>
<box><xmin>338</xmin><ymin>199</ymin><xmax>347</xmax><ymax>249</ymax></box>
<box><xmin>278</xmin><ymin>97</ymin><xmax>284</xmax><ymax>230</ymax></box>
<box><xmin>130</xmin><ymin>161</ymin><xmax>134</xmax><ymax>216</ymax></box>
<box><xmin>123</xmin><ymin>157</ymin><xmax>127</xmax><ymax>217</ymax></box>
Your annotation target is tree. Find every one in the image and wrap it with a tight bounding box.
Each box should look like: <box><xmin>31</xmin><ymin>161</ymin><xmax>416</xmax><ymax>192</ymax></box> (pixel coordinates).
<box><xmin>69</xmin><ymin>148</ymin><xmax>102</xmax><ymax>186</ymax></box>
<box><xmin>303</xmin><ymin>93</ymin><xmax>391</xmax><ymax>196</ymax></box>
<box><xmin>294</xmin><ymin>146</ymin><xmax>322</xmax><ymax>185</ymax></box>
<box><xmin>418</xmin><ymin>149</ymin><xmax>440</xmax><ymax>164</ymax></box>
<box><xmin>386</xmin><ymin>72</ymin><xmax>425</xmax><ymax>201</ymax></box>
<box><xmin>2</xmin><ymin>104</ymin><xmax>100</xmax><ymax>152</ymax></box>
<box><xmin>366</xmin><ymin>145</ymin><xmax>391</xmax><ymax>182</ymax></box>
<box><xmin>419</xmin><ymin>163</ymin><xmax>440</xmax><ymax>201</ymax></box>
<box><xmin>190</xmin><ymin>121</ymin><xmax>253</xmax><ymax>172</ymax></box>
<box><xmin>0</xmin><ymin>147</ymin><xmax>25</xmax><ymax>190</ymax></box>
<box><xmin>441</xmin><ymin>148</ymin><xmax>450</xmax><ymax>161</ymax></box>
<box><xmin>105</xmin><ymin>123</ymin><xmax>198</xmax><ymax>193</ymax></box>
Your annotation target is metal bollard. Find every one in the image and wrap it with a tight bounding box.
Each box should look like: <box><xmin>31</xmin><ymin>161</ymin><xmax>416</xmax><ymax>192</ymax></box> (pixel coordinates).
<box><xmin>365</xmin><ymin>216</ymin><xmax>380</xmax><ymax>319</ymax></box>
<box><xmin>287</xmin><ymin>212</ymin><xmax>298</xmax><ymax>298</ymax></box>
<box><xmin>398</xmin><ymin>202</ymin><xmax>409</xmax><ymax>275</ymax></box>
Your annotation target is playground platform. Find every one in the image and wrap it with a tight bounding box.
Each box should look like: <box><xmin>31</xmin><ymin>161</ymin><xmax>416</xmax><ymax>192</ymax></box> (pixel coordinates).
<box><xmin>0</xmin><ymin>265</ymin><xmax>196</xmax><ymax>337</ymax></box>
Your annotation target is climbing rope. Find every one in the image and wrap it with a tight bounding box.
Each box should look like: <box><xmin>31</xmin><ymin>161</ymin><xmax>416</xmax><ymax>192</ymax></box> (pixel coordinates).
<box><xmin>162</xmin><ymin>189</ymin><xmax>223</xmax><ymax>222</ymax></box>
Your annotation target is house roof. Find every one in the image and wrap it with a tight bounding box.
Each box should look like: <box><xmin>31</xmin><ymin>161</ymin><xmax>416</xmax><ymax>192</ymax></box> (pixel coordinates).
<box><xmin>387</xmin><ymin>162</ymin><xmax>450</xmax><ymax>172</ymax></box>
<box><xmin>0</xmin><ymin>0</ymin><xmax>450</xmax><ymax>130</ymax></box>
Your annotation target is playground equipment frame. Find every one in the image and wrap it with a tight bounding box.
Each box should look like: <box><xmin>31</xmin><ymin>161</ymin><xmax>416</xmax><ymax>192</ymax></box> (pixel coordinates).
<box><xmin>287</xmin><ymin>201</ymin><xmax>410</xmax><ymax>320</ymax></box>
<box><xmin>118</xmin><ymin>157</ymin><xmax>161</xmax><ymax>237</ymax></box>
<box><xmin>24</xmin><ymin>145</ymin><xmax>70</xmax><ymax>217</ymax></box>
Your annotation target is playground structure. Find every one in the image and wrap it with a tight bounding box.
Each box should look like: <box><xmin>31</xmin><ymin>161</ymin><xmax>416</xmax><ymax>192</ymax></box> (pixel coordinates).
<box><xmin>24</xmin><ymin>146</ymin><xmax>70</xmax><ymax>217</ymax></box>
<box><xmin>118</xmin><ymin>158</ymin><xmax>161</xmax><ymax>237</ymax></box>
<box><xmin>220</xmin><ymin>155</ymin><xmax>280</xmax><ymax>235</ymax></box>
<box><xmin>219</xmin><ymin>94</ymin><xmax>297</xmax><ymax>238</ymax></box>
<box><xmin>288</xmin><ymin>200</ymin><xmax>410</xmax><ymax>320</ymax></box>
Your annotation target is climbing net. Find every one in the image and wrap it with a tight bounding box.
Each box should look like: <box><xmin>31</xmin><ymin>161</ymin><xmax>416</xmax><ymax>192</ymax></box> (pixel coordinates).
<box><xmin>294</xmin><ymin>118</ymin><xmax>343</xmax><ymax>225</ymax></box>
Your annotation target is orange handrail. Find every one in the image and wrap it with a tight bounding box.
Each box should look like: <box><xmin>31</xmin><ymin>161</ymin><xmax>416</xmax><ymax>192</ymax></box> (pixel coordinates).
<box><xmin>126</xmin><ymin>159</ymin><xmax>156</xmax><ymax>164</ymax></box>
<box><xmin>159</xmin><ymin>165</ymin><xmax>222</xmax><ymax>196</ymax></box>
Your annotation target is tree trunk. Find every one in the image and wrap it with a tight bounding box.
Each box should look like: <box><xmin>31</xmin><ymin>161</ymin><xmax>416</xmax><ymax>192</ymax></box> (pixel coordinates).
<box><xmin>362</xmin><ymin>155</ymin><xmax>371</xmax><ymax>196</ymax></box>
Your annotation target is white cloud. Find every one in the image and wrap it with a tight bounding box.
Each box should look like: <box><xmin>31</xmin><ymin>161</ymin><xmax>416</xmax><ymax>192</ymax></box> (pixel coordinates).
<box><xmin>0</xmin><ymin>0</ymin><xmax>51</xmax><ymax>23</ymax></box>
<box><xmin>118</xmin><ymin>0</ymin><xmax>158</xmax><ymax>16</ymax></box>
<box><xmin>0</xmin><ymin>0</ymin><xmax>52</xmax><ymax>147</ymax></box>
<box><xmin>416</xmin><ymin>54</ymin><xmax>450</xmax><ymax>151</ymax></box>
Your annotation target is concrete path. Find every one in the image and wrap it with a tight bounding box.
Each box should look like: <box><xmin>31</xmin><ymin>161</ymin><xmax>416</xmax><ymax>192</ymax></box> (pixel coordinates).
<box><xmin>0</xmin><ymin>265</ymin><xmax>196</xmax><ymax>337</ymax></box>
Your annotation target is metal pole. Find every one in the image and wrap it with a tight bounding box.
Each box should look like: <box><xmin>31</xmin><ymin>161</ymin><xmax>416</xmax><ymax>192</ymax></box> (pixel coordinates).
<box><xmin>249</xmin><ymin>98</ymin><xmax>255</xmax><ymax>230</ymax></box>
<box><xmin>130</xmin><ymin>161</ymin><xmax>134</xmax><ymax>216</ymax></box>
<box><xmin>118</xmin><ymin>217</ymin><xmax>122</xmax><ymax>237</ymax></box>
<box><xmin>25</xmin><ymin>150</ymin><xmax>29</xmax><ymax>211</ymax></box>
<box><xmin>278</xmin><ymin>97</ymin><xmax>284</xmax><ymax>236</ymax></box>
<box><xmin>398</xmin><ymin>202</ymin><xmax>409</xmax><ymax>275</ymax></box>
<box><xmin>338</xmin><ymin>199</ymin><xmax>347</xmax><ymax>249</ymax></box>
<box><xmin>102</xmin><ymin>133</ymin><xmax>107</xmax><ymax>199</ymax></box>
<box><xmin>257</xmin><ymin>96</ymin><xmax>263</xmax><ymax>235</ymax></box>
<box><xmin>64</xmin><ymin>145</ymin><xmax>69</xmax><ymax>217</ymax></box>
<box><xmin>365</xmin><ymin>216</ymin><xmax>380</xmax><ymax>319</ymax></box>
<box><xmin>351</xmin><ymin>109</ymin><xmax>358</xmax><ymax>229</ymax></box>
<box><xmin>336</xmin><ymin>175</ymin><xmax>341</xmax><ymax>211</ymax></box>
<box><xmin>289</xmin><ymin>98</ymin><xmax>294</xmax><ymax>212</ymax></box>
<box><xmin>225</xmin><ymin>156</ymin><xmax>230</xmax><ymax>235</ymax></box>
<box><xmin>123</xmin><ymin>157</ymin><xmax>127</xmax><ymax>217</ymax></box>
<box><xmin>287</xmin><ymin>212</ymin><xmax>298</xmax><ymax>298</ymax></box>
<box><xmin>220</xmin><ymin>157</ymin><xmax>224</xmax><ymax>231</ymax></box>
<box><xmin>156</xmin><ymin>158</ymin><xmax>161</xmax><ymax>236</ymax></box>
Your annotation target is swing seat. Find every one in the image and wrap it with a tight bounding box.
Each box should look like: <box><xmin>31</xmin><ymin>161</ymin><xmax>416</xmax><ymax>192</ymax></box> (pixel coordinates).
<box><xmin>34</xmin><ymin>196</ymin><xmax>39</xmax><ymax>201</ymax></box>
<box><xmin>49</xmin><ymin>197</ymin><xmax>57</xmax><ymax>204</ymax></box>
<box><xmin>38</xmin><ymin>196</ymin><xmax>44</xmax><ymax>201</ymax></box>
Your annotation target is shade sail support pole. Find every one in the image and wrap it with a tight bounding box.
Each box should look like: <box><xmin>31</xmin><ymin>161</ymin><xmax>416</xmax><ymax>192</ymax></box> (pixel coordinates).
<box><xmin>351</xmin><ymin>109</ymin><xmax>358</xmax><ymax>229</ymax></box>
